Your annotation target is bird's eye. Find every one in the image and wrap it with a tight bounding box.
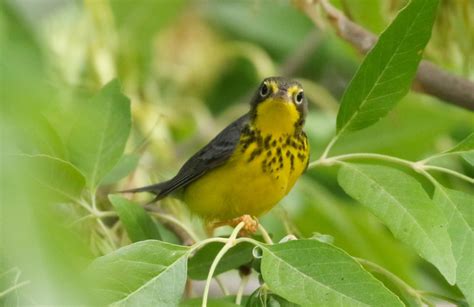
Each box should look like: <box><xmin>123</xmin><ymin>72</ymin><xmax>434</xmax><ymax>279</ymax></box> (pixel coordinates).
<box><xmin>260</xmin><ymin>83</ymin><xmax>269</xmax><ymax>97</ymax></box>
<box><xmin>294</xmin><ymin>90</ymin><xmax>304</xmax><ymax>104</ymax></box>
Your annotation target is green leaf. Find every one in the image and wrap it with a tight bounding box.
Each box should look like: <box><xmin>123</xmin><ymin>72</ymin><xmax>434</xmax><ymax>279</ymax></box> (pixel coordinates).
<box><xmin>67</xmin><ymin>80</ymin><xmax>131</xmax><ymax>189</ymax></box>
<box><xmin>102</xmin><ymin>154</ymin><xmax>139</xmax><ymax>185</ymax></box>
<box><xmin>337</xmin><ymin>164</ymin><xmax>456</xmax><ymax>284</ymax></box>
<box><xmin>433</xmin><ymin>187</ymin><xmax>474</xmax><ymax>306</ymax></box>
<box><xmin>187</xmin><ymin>241</ymin><xmax>254</xmax><ymax>280</ymax></box>
<box><xmin>336</xmin><ymin>0</ymin><xmax>439</xmax><ymax>133</ymax></box>
<box><xmin>21</xmin><ymin>155</ymin><xmax>85</xmax><ymax>202</ymax></box>
<box><xmin>86</xmin><ymin>240</ymin><xmax>189</xmax><ymax>306</ymax></box>
<box><xmin>260</xmin><ymin>240</ymin><xmax>403</xmax><ymax>306</ymax></box>
<box><xmin>108</xmin><ymin>195</ymin><xmax>161</xmax><ymax>242</ymax></box>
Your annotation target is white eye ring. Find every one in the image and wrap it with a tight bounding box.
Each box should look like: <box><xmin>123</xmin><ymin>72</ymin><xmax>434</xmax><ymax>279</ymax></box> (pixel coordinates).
<box><xmin>294</xmin><ymin>90</ymin><xmax>304</xmax><ymax>104</ymax></box>
<box><xmin>260</xmin><ymin>83</ymin><xmax>270</xmax><ymax>97</ymax></box>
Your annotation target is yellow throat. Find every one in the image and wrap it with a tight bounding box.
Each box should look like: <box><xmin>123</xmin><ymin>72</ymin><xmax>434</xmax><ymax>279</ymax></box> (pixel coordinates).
<box><xmin>253</xmin><ymin>84</ymin><xmax>301</xmax><ymax>135</ymax></box>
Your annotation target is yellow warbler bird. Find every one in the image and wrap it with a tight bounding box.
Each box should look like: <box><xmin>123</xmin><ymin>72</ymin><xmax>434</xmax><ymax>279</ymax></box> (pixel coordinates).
<box><xmin>123</xmin><ymin>77</ymin><xmax>309</xmax><ymax>231</ymax></box>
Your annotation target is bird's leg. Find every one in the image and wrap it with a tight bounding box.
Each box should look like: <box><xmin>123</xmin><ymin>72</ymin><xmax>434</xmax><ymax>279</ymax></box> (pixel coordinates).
<box><xmin>209</xmin><ymin>214</ymin><xmax>259</xmax><ymax>237</ymax></box>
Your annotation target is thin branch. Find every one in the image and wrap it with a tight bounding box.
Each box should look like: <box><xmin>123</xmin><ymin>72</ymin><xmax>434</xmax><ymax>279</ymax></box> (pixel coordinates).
<box><xmin>309</xmin><ymin>152</ymin><xmax>473</xmax><ymax>184</ymax></box>
<box><xmin>235</xmin><ymin>274</ymin><xmax>250</xmax><ymax>305</ymax></box>
<box><xmin>258</xmin><ymin>224</ymin><xmax>274</xmax><ymax>244</ymax></box>
<box><xmin>422</xmin><ymin>165</ymin><xmax>474</xmax><ymax>184</ymax></box>
<box><xmin>298</xmin><ymin>0</ymin><xmax>474</xmax><ymax>110</ymax></box>
<box><xmin>96</xmin><ymin>218</ymin><xmax>117</xmax><ymax>249</ymax></box>
<box><xmin>202</xmin><ymin>222</ymin><xmax>245</xmax><ymax>307</ymax></box>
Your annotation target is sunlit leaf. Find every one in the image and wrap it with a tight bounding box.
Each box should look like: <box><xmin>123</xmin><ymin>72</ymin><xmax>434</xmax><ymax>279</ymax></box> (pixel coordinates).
<box><xmin>433</xmin><ymin>187</ymin><xmax>474</xmax><ymax>305</ymax></box>
<box><xmin>336</xmin><ymin>0</ymin><xmax>439</xmax><ymax>133</ymax></box>
<box><xmin>187</xmin><ymin>241</ymin><xmax>254</xmax><ymax>280</ymax></box>
<box><xmin>109</xmin><ymin>195</ymin><xmax>161</xmax><ymax>242</ymax></box>
<box><xmin>67</xmin><ymin>80</ymin><xmax>131</xmax><ymax>189</ymax></box>
<box><xmin>86</xmin><ymin>240</ymin><xmax>189</xmax><ymax>306</ymax></box>
<box><xmin>338</xmin><ymin>164</ymin><xmax>456</xmax><ymax>284</ymax></box>
<box><xmin>260</xmin><ymin>240</ymin><xmax>403</xmax><ymax>306</ymax></box>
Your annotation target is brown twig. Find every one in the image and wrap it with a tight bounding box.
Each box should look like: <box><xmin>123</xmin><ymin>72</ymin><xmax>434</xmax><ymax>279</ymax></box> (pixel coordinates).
<box><xmin>298</xmin><ymin>0</ymin><xmax>474</xmax><ymax>111</ymax></box>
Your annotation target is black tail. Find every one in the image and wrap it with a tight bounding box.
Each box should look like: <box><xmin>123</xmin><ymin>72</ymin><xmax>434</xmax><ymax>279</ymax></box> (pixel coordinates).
<box><xmin>117</xmin><ymin>182</ymin><xmax>168</xmax><ymax>202</ymax></box>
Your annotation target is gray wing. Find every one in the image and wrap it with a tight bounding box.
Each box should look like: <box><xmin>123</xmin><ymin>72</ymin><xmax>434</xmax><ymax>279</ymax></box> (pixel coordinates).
<box><xmin>122</xmin><ymin>114</ymin><xmax>249</xmax><ymax>199</ymax></box>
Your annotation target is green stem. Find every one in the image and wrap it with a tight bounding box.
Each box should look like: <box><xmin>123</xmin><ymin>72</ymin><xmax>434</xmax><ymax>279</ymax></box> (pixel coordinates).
<box><xmin>69</xmin><ymin>214</ymin><xmax>94</xmax><ymax>227</ymax></box>
<box><xmin>420</xmin><ymin>150</ymin><xmax>472</xmax><ymax>164</ymax></box>
<box><xmin>202</xmin><ymin>222</ymin><xmax>245</xmax><ymax>307</ymax></box>
<box><xmin>77</xmin><ymin>199</ymin><xmax>95</xmax><ymax>214</ymax></box>
<box><xmin>423</xmin><ymin>165</ymin><xmax>474</xmax><ymax>184</ymax></box>
<box><xmin>96</xmin><ymin>218</ymin><xmax>116</xmax><ymax>249</ymax></box>
<box><xmin>308</xmin><ymin>152</ymin><xmax>473</xmax><ymax>184</ymax></box>
<box><xmin>69</xmin><ymin>211</ymin><xmax>117</xmax><ymax>227</ymax></box>
<box><xmin>319</xmin><ymin>134</ymin><xmax>340</xmax><ymax>160</ymax></box>
<box><xmin>90</xmin><ymin>189</ymin><xmax>97</xmax><ymax>211</ymax></box>
<box><xmin>309</xmin><ymin>152</ymin><xmax>414</xmax><ymax>169</ymax></box>
<box><xmin>258</xmin><ymin>224</ymin><xmax>273</xmax><ymax>244</ymax></box>
<box><xmin>236</xmin><ymin>274</ymin><xmax>250</xmax><ymax>305</ymax></box>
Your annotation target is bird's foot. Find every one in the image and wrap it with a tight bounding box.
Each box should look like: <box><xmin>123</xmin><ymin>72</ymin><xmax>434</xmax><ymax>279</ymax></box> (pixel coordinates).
<box><xmin>209</xmin><ymin>214</ymin><xmax>259</xmax><ymax>237</ymax></box>
<box><xmin>230</xmin><ymin>214</ymin><xmax>258</xmax><ymax>236</ymax></box>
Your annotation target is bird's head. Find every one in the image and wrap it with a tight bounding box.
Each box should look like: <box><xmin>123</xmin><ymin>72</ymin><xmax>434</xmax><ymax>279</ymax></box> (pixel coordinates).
<box><xmin>250</xmin><ymin>76</ymin><xmax>307</xmax><ymax>135</ymax></box>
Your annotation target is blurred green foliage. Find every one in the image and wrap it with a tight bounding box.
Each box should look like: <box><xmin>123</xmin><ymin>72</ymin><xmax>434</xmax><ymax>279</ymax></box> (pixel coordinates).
<box><xmin>1</xmin><ymin>0</ymin><xmax>473</xmax><ymax>306</ymax></box>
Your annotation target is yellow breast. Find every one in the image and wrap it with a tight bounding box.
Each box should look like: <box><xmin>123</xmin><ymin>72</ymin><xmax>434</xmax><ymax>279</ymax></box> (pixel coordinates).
<box><xmin>183</xmin><ymin>128</ymin><xmax>309</xmax><ymax>222</ymax></box>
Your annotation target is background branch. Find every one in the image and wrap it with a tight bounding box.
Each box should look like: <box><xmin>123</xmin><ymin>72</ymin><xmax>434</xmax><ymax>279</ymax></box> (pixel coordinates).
<box><xmin>145</xmin><ymin>204</ymin><xmax>196</xmax><ymax>245</ymax></box>
<box><xmin>298</xmin><ymin>0</ymin><xmax>474</xmax><ymax>111</ymax></box>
